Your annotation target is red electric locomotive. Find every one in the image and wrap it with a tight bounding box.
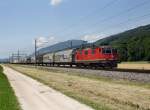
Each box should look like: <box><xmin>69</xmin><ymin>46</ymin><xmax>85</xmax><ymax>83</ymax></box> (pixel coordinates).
<box><xmin>75</xmin><ymin>46</ymin><xmax>118</xmax><ymax>68</ymax></box>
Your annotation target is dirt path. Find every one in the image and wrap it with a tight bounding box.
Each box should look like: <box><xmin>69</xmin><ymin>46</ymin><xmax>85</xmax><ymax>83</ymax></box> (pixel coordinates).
<box><xmin>3</xmin><ymin>66</ymin><xmax>93</xmax><ymax>110</ymax></box>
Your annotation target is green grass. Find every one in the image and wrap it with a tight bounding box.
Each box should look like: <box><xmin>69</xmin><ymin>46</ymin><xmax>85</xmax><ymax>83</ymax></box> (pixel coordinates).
<box><xmin>0</xmin><ymin>65</ymin><xmax>21</xmax><ymax>110</ymax></box>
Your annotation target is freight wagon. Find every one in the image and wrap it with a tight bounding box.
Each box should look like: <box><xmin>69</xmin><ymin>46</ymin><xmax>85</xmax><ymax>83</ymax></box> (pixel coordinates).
<box><xmin>38</xmin><ymin>46</ymin><xmax>118</xmax><ymax>68</ymax></box>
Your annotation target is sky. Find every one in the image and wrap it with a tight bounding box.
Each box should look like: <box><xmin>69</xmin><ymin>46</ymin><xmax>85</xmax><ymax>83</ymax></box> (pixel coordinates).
<box><xmin>0</xmin><ymin>0</ymin><xmax>150</xmax><ymax>58</ymax></box>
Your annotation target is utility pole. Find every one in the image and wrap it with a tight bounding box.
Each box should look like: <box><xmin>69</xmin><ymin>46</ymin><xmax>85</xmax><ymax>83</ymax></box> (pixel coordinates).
<box><xmin>9</xmin><ymin>55</ymin><xmax>11</xmax><ymax>63</ymax></box>
<box><xmin>18</xmin><ymin>50</ymin><xmax>20</xmax><ymax>63</ymax></box>
<box><xmin>35</xmin><ymin>39</ymin><xmax>37</xmax><ymax>64</ymax></box>
<box><xmin>34</xmin><ymin>38</ymin><xmax>48</xmax><ymax>65</ymax></box>
<box><xmin>70</xmin><ymin>41</ymin><xmax>72</xmax><ymax>49</ymax></box>
<box><xmin>12</xmin><ymin>53</ymin><xmax>14</xmax><ymax>63</ymax></box>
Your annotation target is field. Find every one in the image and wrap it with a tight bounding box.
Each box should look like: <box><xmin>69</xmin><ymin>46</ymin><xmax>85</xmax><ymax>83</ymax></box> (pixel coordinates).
<box><xmin>8</xmin><ymin>64</ymin><xmax>150</xmax><ymax>110</ymax></box>
<box><xmin>0</xmin><ymin>65</ymin><xmax>21</xmax><ymax>110</ymax></box>
<box><xmin>118</xmin><ymin>62</ymin><xmax>150</xmax><ymax>70</ymax></box>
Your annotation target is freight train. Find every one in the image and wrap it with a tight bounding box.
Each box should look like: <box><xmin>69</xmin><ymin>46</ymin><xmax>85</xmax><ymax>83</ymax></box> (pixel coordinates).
<box><xmin>26</xmin><ymin>46</ymin><xmax>119</xmax><ymax>68</ymax></box>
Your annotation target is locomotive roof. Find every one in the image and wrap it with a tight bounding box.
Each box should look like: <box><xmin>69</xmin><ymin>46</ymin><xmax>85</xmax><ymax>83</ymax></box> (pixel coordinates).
<box><xmin>76</xmin><ymin>45</ymin><xmax>112</xmax><ymax>50</ymax></box>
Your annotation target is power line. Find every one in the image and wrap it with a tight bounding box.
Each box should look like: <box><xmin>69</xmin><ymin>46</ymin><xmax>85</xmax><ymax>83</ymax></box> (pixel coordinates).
<box><xmin>56</xmin><ymin>0</ymin><xmax>119</xmax><ymax>36</ymax></box>
<box><xmin>96</xmin><ymin>12</ymin><xmax>150</xmax><ymax>36</ymax></box>
<box><xmin>83</xmin><ymin>12</ymin><xmax>150</xmax><ymax>37</ymax></box>
<box><xmin>65</xmin><ymin>0</ymin><xmax>150</xmax><ymax>39</ymax></box>
<box><xmin>86</xmin><ymin>0</ymin><xmax>150</xmax><ymax>29</ymax></box>
<box><xmin>78</xmin><ymin>12</ymin><xmax>150</xmax><ymax>41</ymax></box>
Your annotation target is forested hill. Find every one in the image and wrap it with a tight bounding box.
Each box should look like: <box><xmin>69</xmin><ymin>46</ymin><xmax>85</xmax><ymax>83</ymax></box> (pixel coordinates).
<box><xmin>95</xmin><ymin>24</ymin><xmax>150</xmax><ymax>61</ymax></box>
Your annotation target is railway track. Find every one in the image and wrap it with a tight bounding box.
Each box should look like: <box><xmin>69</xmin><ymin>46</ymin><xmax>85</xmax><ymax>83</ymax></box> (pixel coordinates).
<box><xmin>101</xmin><ymin>68</ymin><xmax>150</xmax><ymax>74</ymax></box>
<box><xmin>14</xmin><ymin>62</ymin><xmax>150</xmax><ymax>73</ymax></box>
<box><xmin>19</xmin><ymin>63</ymin><xmax>150</xmax><ymax>74</ymax></box>
<box><xmin>11</xmin><ymin>64</ymin><xmax>150</xmax><ymax>82</ymax></box>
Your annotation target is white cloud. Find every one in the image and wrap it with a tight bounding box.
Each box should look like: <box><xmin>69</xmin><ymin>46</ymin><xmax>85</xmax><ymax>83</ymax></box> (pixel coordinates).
<box><xmin>81</xmin><ymin>35</ymin><xmax>103</xmax><ymax>43</ymax></box>
<box><xmin>50</xmin><ymin>0</ymin><xmax>62</xmax><ymax>6</ymax></box>
<box><xmin>36</xmin><ymin>37</ymin><xmax>47</xmax><ymax>47</ymax></box>
<box><xmin>35</xmin><ymin>36</ymin><xmax>58</xmax><ymax>48</ymax></box>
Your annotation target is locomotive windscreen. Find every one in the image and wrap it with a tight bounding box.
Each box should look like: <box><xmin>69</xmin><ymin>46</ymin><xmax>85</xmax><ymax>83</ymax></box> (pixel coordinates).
<box><xmin>102</xmin><ymin>48</ymin><xmax>117</xmax><ymax>54</ymax></box>
<box><xmin>102</xmin><ymin>48</ymin><xmax>112</xmax><ymax>54</ymax></box>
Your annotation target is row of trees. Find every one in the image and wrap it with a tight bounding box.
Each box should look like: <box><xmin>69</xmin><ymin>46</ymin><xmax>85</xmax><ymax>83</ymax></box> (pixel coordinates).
<box><xmin>114</xmin><ymin>36</ymin><xmax>150</xmax><ymax>61</ymax></box>
<box><xmin>96</xmin><ymin>24</ymin><xmax>150</xmax><ymax>61</ymax></box>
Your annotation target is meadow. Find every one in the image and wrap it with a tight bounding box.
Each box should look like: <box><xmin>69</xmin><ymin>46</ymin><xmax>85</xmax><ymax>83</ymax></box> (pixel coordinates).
<box><xmin>118</xmin><ymin>62</ymin><xmax>150</xmax><ymax>70</ymax></box>
<box><xmin>8</xmin><ymin>64</ymin><xmax>150</xmax><ymax>110</ymax></box>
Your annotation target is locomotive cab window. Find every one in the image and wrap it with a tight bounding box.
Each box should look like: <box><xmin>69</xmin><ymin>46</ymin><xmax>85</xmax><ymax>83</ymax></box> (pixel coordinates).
<box><xmin>102</xmin><ymin>48</ymin><xmax>112</xmax><ymax>54</ymax></box>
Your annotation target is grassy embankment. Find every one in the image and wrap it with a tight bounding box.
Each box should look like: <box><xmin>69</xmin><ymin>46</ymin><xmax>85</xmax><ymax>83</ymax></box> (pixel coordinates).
<box><xmin>0</xmin><ymin>65</ymin><xmax>21</xmax><ymax>110</ymax></box>
<box><xmin>8</xmin><ymin>64</ymin><xmax>150</xmax><ymax>110</ymax></box>
<box><xmin>118</xmin><ymin>62</ymin><xmax>150</xmax><ymax>70</ymax></box>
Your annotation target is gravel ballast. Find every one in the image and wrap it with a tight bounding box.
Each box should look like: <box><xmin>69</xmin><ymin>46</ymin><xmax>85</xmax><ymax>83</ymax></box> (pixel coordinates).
<box><xmin>23</xmin><ymin>65</ymin><xmax>150</xmax><ymax>83</ymax></box>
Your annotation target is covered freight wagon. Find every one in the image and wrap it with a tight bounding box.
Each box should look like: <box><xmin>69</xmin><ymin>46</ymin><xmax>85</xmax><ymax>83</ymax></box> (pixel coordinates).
<box><xmin>43</xmin><ymin>53</ymin><xmax>54</xmax><ymax>63</ymax></box>
<box><xmin>54</xmin><ymin>49</ymin><xmax>74</xmax><ymax>64</ymax></box>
